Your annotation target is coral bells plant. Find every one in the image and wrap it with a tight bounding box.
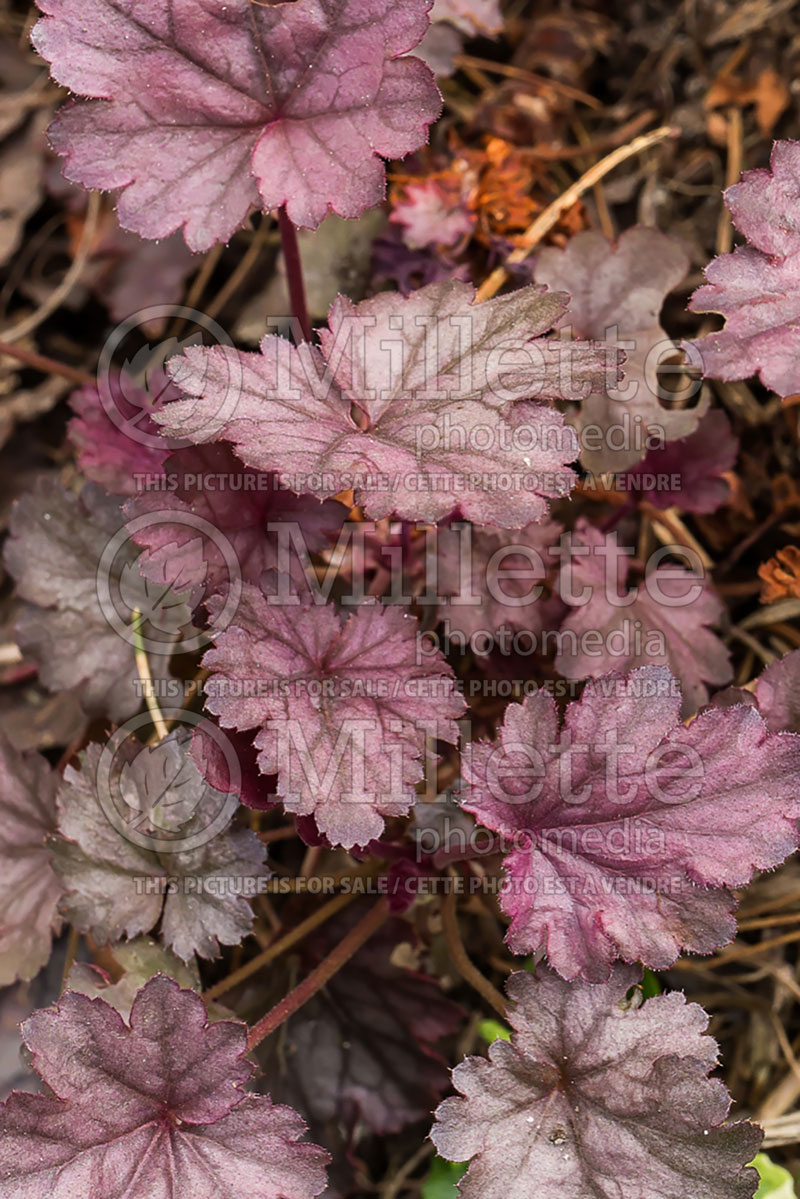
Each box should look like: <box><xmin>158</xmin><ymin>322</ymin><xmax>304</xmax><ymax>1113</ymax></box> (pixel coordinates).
<box><xmin>2</xmin><ymin>1</ymin><xmax>800</xmax><ymax>1197</ymax></box>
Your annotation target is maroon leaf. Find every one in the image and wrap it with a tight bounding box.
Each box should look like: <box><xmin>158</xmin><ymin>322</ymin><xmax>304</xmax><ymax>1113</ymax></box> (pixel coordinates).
<box><xmin>125</xmin><ymin>443</ymin><xmax>346</xmax><ymax>597</ymax></box>
<box><xmin>190</xmin><ymin>724</ymin><xmax>278</xmax><ymax>813</ymax></box>
<box><xmin>157</xmin><ymin>280</ymin><xmax>619</xmax><ymax>527</ymax></box>
<box><xmin>713</xmin><ymin>650</ymin><xmax>800</xmax><ymax>735</ymax></box>
<box><xmin>202</xmin><ymin>587</ymin><xmax>465</xmax><ymax>848</ymax></box>
<box><xmin>554</xmin><ymin>518</ymin><xmax>731</xmax><ymax>715</ymax></box>
<box><xmin>67</xmin><ymin>371</ymin><xmax>176</xmax><ymax>496</ymax></box>
<box><xmin>260</xmin><ymin>906</ymin><xmax>463</xmax><ymax>1137</ymax></box>
<box><xmin>534</xmin><ymin>227</ymin><xmax>697</xmax><ymax>472</ymax></box>
<box><xmin>0</xmin><ymin>976</ymin><xmax>329</xmax><ymax>1198</ymax></box>
<box><xmin>431</xmin><ymin>965</ymin><xmax>762</xmax><ymax>1199</ymax></box>
<box><xmin>689</xmin><ymin>140</ymin><xmax>800</xmax><ymax>397</ymax></box>
<box><xmin>752</xmin><ymin>649</ymin><xmax>800</xmax><ymax>733</ymax></box>
<box><xmin>436</xmin><ymin>518</ymin><xmax>564</xmax><ymax>649</ymax></box>
<box><xmin>33</xmin><ymin>0</ymin><xmax>442</xmax><ymax>249</ymax></box>
<box><xmin>0</xmin><ymin>738</ymin><xmax>62</xmax><ymax>986</ymax></box>
<box><xmin>620</xmin><ymin>409</ymin><xmax>737</xmax><ymax>514</ymax></box>
<box><xmin>459</xmin><ymin>666</ymin><xmax>800</xmax><ymax>980</ymax></box>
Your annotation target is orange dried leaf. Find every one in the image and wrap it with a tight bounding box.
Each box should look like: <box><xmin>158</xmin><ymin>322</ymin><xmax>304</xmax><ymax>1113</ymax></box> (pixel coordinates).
<box><xmin>759</xmin><ymin>546</ymin><xmax>800</xmax><ymax>604</ymax></box>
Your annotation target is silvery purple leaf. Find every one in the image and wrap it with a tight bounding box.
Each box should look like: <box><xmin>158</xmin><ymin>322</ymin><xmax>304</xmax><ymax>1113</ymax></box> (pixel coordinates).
<box><xmin>52</xmin><ymin>736</ymin><xmax>268</xmax><ymax>961</ymax></box>
<box><xmin>157</xmin><ymin>280</ymin><xmax>619</xmax><ymax>527</ymax></box>
<box><xmin>0</xmin><ymin>976</ymin><xmax>329</xmax><ymax>1198</ymax></box>
<box><xmin>0</xmin><ymin>738</ymin><xmax>62</xmax><ymax>986</ymax></box>
<box><xmin>459</xmin><ymin>666</ymin><xmax>800</xmax><ymax>979</ymax></box>
<box><xmin>534</xmin><ymin>227</ymin><xmax>697</xmax><ymax>472</ymax></box>
<box><xmin>689</xmin><ymin>140</ymin><xmax>800</xmax><ymax>396</ymax></box>
<box><xmin>3</xmin><ymin>480</ymin><xmax>190</xmax><ymax>720</ymax></box>
<box><xmin>202</xmin><ymin>588</ymin><xmax>465</xmax><ymax>848</ymax></box>
<box><xmin>554</xmin><ymin>518</ymin><xmax>731</xmax><ymax>715</ymax></box>
<box><xmin>33</xmin><ymin>0</ymin><xmax>442</xmax><ymax>248</ymax></box>
<box><xmin>436</xmin><ymin>518</ymin><xmax>564</xmax><ymax>648</ymax></box>
<box><xmin>431</xmin><ymin>966</ymin><xmax>761</xmax><ymax>1199</ymax></box>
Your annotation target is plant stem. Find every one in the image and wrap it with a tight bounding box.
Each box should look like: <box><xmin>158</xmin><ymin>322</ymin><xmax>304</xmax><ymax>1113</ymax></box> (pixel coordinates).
<box><xmin>278</xmin><ymin>206</ymin><xmax>312</xmax><ymax>344</ymax></box>
<box><xmin>204</xmin><ymin>889</ymin><xmax>356</xmax><ymax>1002</ymax></box>
<box><xmin>131</xmin><ymin>609</ymin><xmax>170</xmax><ymax>740</ymax></box>
<box><xmin>442</xmin><ymin>883</ymin><xmax>507</xmax><ymax>1017</ymax></box>
<box><xmin>246</xmin><ymin>897</ymin><xmax>389</xmax><ymax>1050</ymax></box>
<box><xmin>60</xmin><ymin>926</ymin><xmax>81</xmax><ymax>993</ymax></box>
<box><xmin>0</xmin><ymin>338</ymin><xmax>93</xmax><ymax>387</ymax></box>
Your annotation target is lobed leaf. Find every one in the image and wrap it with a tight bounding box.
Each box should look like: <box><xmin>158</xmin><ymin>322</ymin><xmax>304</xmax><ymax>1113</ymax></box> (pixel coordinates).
<box><xmin>260</xmin><ymin>907</ymin><xmax>463</xmax><ymax>1137</ymax></box>
<box><xmin>202</xmin><ymin>588</ymin><xmax>465</xmax><ymax>848</ymax></box>
<box><xmin>52</xmin><ymin>735</ymin><xmax>268</xmax><ymax>961</ymax></box>
<box><xmin>554</xmin><ymin>518</ymin><xmax>731</xmax><ymax>714</ymax></box>
<box><xmin>3</xmin><ymin>480</ymin><xmax>191</xmax><ymax>720</ymax></box>
<box><xmin>534</xmin><ymin>227</ymin><xmax>697</xmax><ymax>472</ymax></box>
<box><xmin>431</xmin><ymin>966</ymin><xmax>762</xmax><ymax>1199</ymax></box>
<box><xmin>689</xmin><ymin>140</ymin><xmax>800</xmax><ymax>397</ymax></box>
<box><xmin>0</xmin><ymin>738</ymin><xmax>62</xmax><ymax>986</ymax></box>
<box><xmin>125</xmin><ymin>443</ymin><xmax>346</xmax><ymax>600</ymax></box>
<box><xmin>33</xmin><ymin>0</ymin><xmax>442</xmax><ymax>249</ymax></box>
<box><xmin>157</xmin><ymin>280</ymin><xmax>619</xmax><ymax>527</ymax></box>
<box><xmin>459</xmin><ymin>666</ymin><xmax>800</xmax><ymax>980</ymax></box>
<box><xmin>0</xmin><ymin>976</ymin><xmax>329</xmax><ymax>1198</ymax></box>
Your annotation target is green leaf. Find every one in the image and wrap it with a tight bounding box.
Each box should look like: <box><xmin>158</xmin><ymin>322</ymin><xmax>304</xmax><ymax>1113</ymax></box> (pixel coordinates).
<box><xmin>478</xmin><ymin>1018</ymin><xmax>511</xmax><ymax>1044</ymax></box>
<box><xmin>753</xmin><ymin>1152</ymin><xmax>797</xmax><ymax>1199</ymax></box>
<box><xmin>640</xmin><ymin>967</ymin><xmax>662</xmax><ymax>998</ymax></box>
<box><xmin>422</xmin><ymin>1156</ymin><xmax>467</xmax><ymax>1199</ymax></box>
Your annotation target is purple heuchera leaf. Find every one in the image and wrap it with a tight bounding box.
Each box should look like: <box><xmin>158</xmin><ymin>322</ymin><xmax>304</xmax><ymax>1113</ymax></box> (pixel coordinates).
<box><xmin>125</xmin><ymin>443</ymin><xmax>346</xmax><ymax>596</ymax></box>
<box><xmin>713</xmin><ymin>650</ymin><xmax>800</xmax><ymax>734</ymax></box>
<box><xmin>3</xmin><ymin>479</ymin><xmax>191</xmax><ymax>720</ymax></box>
<box><xmin>390</xmin><ymin>177</ymin><xmax>476</xmax><ymax>249</ymax></box>
<box><xmin>0</xmin><ymin>975</ymin><xmax>329</xmax><ymax>1198</ymax></box>
<box><xmin>459</xmin><ymin>665</ymin><xmax>800</xmax><ymax>980</ymax></box>
<box><xmin>554</xmin><ymin>518</ymin><xmax>731</xmax><ymax>714</ymax></box>
<box><xmin>689</xmin><ymin>140</ymin><xmax>800</xmax><ymax>397</ymax></box>
<box><xmin>431</xmin><ymin>965</ymin><xmax>762</xmax><ymax>1199</ymax></box>
<box><xmin>51</xmin><ymin>736</ymin><xmax>268</xmax><ymax>961</ymax></box>
<box><xmin>202</xmin><ymin>587</ymin><xmax>465</xmax><ymax>847</ymax></box>
<box><xmin>620</xmin><ymin>408</ymin><xmax>737</xmax><ymax>514</ymax></box>
<box><xmin>372</xmin><ymin>226</ymin><xmax>470</xmax><ymax>294</ymax></box>
<box><xmin>753</xmin><ymin>649</ymin><xmax>800</xmax><ymax>732</ymax></box>
<box><xmin>157</xmin><ymin>280</ymin><xmax>619</xmax><ymax>527</ymax></box>
<box><xmin>436</xmin><ymin>518</ymin><xmax>564</xmax><ymax>648</ymax></box>
<box><xmin>191</xmin><ymin>723</ymin><xmax>279</xmax><ymax>813</ymax></box>
<box><xmin>67</xmin><ymin>370</ymin><xmax>177</xmax><ymax>496</ymax></box>
<box><xmin>534</xmin><ymin>227</ymin><xmax>698</xmax><ymax>473</ymax></box>
<box><xmin>261</xmin><ymin>906</ymin><xmax>463</xmax><ymax>1137</ymax></box>
<box><xmin>431</xmin><ymin>0</ymin><xmax>502</xmax><ymax>33</ymax></box>
<box><xmin>32</xmin><ymin>0</ymin><xmax>442</xmax><ymax>250</ymax></box>
<box><xmin>0</xmin><ymin>738</ymin><xmax>62</xmax><ymax>986</ymax></box>
<box><xmin>419</xmin><ymin>0</ymin><xmax>502</xmax><ymax>76</ymax></box>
